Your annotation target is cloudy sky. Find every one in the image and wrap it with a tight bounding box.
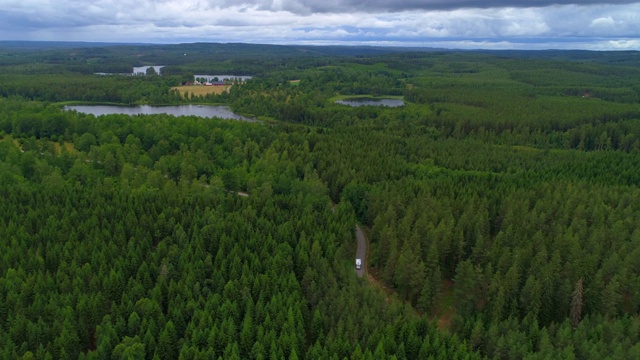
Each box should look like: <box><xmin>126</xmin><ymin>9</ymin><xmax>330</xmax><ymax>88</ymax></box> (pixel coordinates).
<box><xmin>1</xmin><ymin>0</ymin><xmax>639</xmax><ymax>50</ymax></box>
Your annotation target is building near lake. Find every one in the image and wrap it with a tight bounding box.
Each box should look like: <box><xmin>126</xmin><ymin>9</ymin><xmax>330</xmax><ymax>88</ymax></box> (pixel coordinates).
<box><xmin>194</xmin><ymin>75</ymin><xmax>252</xmax><ymax>83</ymax></box>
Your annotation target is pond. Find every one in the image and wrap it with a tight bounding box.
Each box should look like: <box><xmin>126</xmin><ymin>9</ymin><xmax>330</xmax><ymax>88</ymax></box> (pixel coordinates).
<box><xmin>64</xmin><ymin>105</ymin><xmax>257</xmax><ymax>122</ymax></box>
<box><xmin>335</xmin><ymin>97</ymin><xmax>404</xmax><ymax>107</ymax></box>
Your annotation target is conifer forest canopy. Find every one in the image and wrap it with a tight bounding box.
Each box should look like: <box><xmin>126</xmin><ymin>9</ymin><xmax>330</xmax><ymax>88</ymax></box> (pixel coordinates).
<box><xmin>1</xmin><ymin>42</ymin><xmax>640</xmax><ymax>359</ymax></box>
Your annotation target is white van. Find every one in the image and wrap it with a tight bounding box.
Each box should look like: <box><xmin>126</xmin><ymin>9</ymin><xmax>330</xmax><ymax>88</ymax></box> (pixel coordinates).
<box><xmin>355</xmin><ymin>258</ymin><xmax>362</xmax><ymax>270</ymax></box>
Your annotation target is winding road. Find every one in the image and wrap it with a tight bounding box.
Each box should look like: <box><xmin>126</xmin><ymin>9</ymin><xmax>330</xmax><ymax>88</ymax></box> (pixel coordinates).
<box><xmin>355</xmin><ymin>225</ymin><xmax>366</xmax><ymax>278</ymax></box>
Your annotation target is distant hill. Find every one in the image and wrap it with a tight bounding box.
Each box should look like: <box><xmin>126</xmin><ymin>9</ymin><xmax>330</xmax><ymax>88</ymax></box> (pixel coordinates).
<box><xmin>0</xmin><ymin>41</ymin><xmax>637</xmax><ymax>72</ymax></box>
<box><xmin>0</xmin><ymin>40</ymin><xmax>442</xmax><ymax>56</ymax></box>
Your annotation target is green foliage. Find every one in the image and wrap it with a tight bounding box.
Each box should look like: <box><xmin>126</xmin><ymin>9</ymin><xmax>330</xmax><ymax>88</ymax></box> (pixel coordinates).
<box><xmin>0</xmin><ymin>97</ymin><xmax>475</xmax><ymax>359</ymax></box>
<box><xmin>3</xmin><ymin>44</ymin><xmax>640</xmax><ymax>359</ymax></box>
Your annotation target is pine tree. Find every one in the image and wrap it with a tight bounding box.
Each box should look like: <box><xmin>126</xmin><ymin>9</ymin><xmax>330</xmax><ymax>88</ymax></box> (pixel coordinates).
<box><xmin>156</xmin><ymin>321</ymin><xmax>178</xmax><ymax>360</ymax></box>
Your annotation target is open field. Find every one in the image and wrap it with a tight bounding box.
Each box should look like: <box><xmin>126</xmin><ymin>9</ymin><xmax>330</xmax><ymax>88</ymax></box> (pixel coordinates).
<box><xmin>172</xmin><ymin>85</ymin><xmax>228</xmax><ymax>97</ymax></box>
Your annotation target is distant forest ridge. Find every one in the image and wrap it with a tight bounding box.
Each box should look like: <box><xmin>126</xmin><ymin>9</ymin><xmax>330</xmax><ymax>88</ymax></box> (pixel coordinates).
<box><xmin>1</xmin><ymin>41</ymin><xmax>639</xmax><ymax>66</ymax></box>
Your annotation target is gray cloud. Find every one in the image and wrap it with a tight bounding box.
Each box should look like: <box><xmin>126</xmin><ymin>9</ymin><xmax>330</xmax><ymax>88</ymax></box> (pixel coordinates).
<box><xmin>1</xmin><ymin>0</ymin><xmax>639</xmax><ymax>50</ymax></box>
<box><xmin>216</xmin><ymin>0</ymin><xmax>640</xmax><ymax>13</ymax></box>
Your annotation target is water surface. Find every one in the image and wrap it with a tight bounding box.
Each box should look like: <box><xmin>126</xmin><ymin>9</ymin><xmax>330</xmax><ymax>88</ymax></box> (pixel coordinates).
<box><xmin>65</xmin><ymin>105</ymin><xmax>256</xmax><ymax>122</ymax></box>
<box><xmin>335</xmin><ymin>98</ymin><xmax>404</xmax><ymax>107</ymax></box>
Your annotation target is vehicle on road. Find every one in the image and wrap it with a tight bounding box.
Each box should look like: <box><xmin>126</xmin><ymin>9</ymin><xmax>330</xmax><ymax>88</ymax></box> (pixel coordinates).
<box><xmin>355</xmin><ymin>258</ymin><xmax>362</xmax><ymax>270</ymax></box>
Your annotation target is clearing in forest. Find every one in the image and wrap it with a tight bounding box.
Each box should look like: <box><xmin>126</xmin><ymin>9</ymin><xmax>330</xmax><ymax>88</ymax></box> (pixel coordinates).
<box><xmin>359</xmin><ymin>223</ymin><xmax>457</xmax><ymax>330</ymax></box>
<box><xmin>53</xmin><ymin>142</ymin><xmax>76</xmax><ymax>155</ymax></box>
<box><xmin>431</xmin><ymin>279</ymin><xmax>456</xmax><ymax>333</ymax></box>
<box><xmin>172</xmin><ymin>85</ymin><xmax>228</xmax><ymax>97</ymax></box>
<box><xmin>1</xmin><ymin>136</ymin><xmax>76</xmax><ymax>154</ymax></box>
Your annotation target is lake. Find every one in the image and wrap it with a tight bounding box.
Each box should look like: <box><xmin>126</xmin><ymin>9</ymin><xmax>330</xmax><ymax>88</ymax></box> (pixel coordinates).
<box><xmin>133</xmin><ymin>66</ymin><xmax>164</xmax><ymax>76</ymax></box>
<box><xmin>64</xmin><ymin>105</ymin><xmax>257</xmax><ymax>122</ymax></box>
<box><xmin>335</xmin><ymin>98</ymin><xmax>404</xmax><ymax>107</ymax></box>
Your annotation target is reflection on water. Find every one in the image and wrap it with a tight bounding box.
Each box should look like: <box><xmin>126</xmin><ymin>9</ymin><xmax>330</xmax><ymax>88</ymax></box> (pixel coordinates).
<box><xmin>65</xmin><ymin>105</ymin><xmax>256</xmax><ymax>122</ymax></box>
<box><xmin>335</xmin><ymin>98</ymin><xmax>404</xmax><ymax>107</ymax></box>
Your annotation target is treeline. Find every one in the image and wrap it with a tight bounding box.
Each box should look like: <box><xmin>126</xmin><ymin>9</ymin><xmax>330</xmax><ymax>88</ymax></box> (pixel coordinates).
<box><xmin>0</xmin><ymin>75</ymin><xmax>187</xmax><ymax>104</ymax></box>
<box><xmin>225</xmin><ymin>55</ymin><xmax>640</xmax><ymax>151</ymax></box>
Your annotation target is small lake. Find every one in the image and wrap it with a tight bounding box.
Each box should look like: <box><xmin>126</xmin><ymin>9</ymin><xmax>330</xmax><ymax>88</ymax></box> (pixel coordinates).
<box><xmin>335</xmin><ymin>98</ymin><xmax>404</xmax><ymax>107</ymax></box>
<box><xmin>64</xmin><ymin>105</ymin><xmax>257</xmax><ymax>122</ymax></box>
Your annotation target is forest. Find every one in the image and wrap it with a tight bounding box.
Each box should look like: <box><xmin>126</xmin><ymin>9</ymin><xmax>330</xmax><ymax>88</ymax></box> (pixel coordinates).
<box><xmin>1</xmin><ymin>42</ymin><xmax>640</xmax><ymax>359</ymax></box>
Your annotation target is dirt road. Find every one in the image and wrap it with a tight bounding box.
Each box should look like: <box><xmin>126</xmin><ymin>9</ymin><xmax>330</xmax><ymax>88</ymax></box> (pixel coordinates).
<box><xmin>355</xmin><ymin>225</ymin><xmax>366</xmax><ymax>277</ymax></box>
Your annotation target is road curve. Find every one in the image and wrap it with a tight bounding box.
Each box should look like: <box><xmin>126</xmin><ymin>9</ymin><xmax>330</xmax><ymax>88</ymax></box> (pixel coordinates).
<box><xmin>355</xmin><ymin>225</ymin><xmax>366</xmax><ymax>277</ymax></box>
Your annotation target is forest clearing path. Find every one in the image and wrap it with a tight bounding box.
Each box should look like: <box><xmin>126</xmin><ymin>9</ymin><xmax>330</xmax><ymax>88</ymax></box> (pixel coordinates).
<box><xmin>355</xmin><ymin>225</ymin><xmax>366</xmax><ymax>277</ymax></box>
<box><xmin>356</xmin><ymin>225</ymin><xmax>406</xmax><ymax>300</ymax></box>
<box><xmin>357</xmin><ymin>224</ymin><xmax>454</xmax><ymax>327</ymax></box>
